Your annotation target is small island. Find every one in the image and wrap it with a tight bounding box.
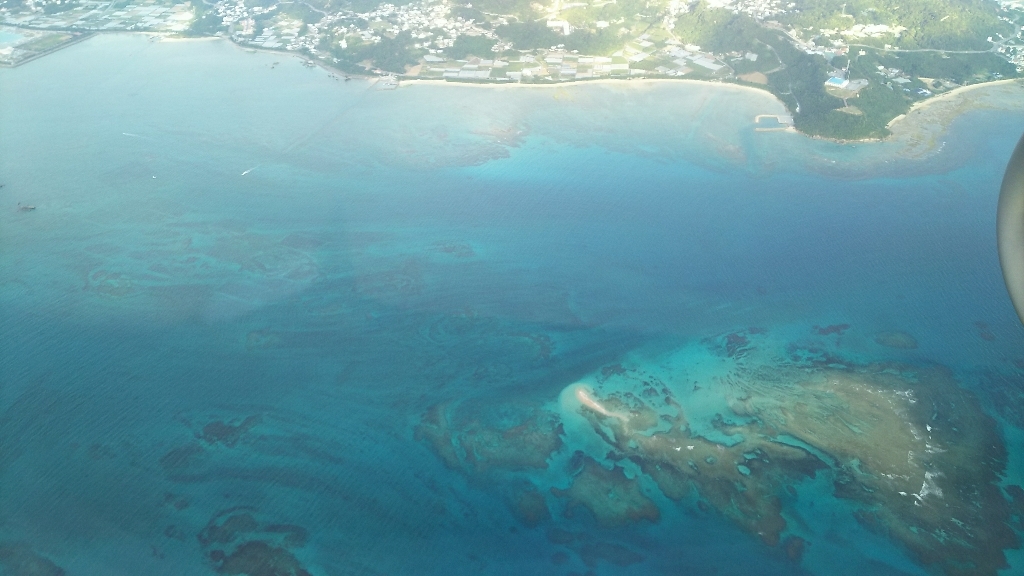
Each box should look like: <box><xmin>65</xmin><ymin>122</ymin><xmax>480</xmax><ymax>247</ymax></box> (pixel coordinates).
<box><xmin>1</xmin><ymin>0</ymin><xmax>1022</xmax><ymax>139</ymax></box>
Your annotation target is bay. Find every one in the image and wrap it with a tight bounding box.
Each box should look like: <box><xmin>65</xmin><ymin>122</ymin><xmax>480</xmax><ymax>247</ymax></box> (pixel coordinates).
<box><xmin>2</xmin><ymin>34</ymin><xmax>1024</xmax><ymax>575</ymax></box>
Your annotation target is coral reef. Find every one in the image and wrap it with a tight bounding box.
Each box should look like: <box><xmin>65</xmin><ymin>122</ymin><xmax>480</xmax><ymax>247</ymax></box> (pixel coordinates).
<box><xmin>551</xmin><ymin>454</ymin><xmax>660</xmax><ymax>528</ymax></box>
<box><xmin>574</xmin><ymin>356</ymin><xmax>1018</xmax><ymax>575</ymax></box>
<box><xmin>202</xmin><ymin>415</ymin><xmax>263</xmax><ymax>448</ymax></box>
<box><xmin>813</xmin><ymin>324</ymin><xmax>850</xmax><ymax>336</ymax></box>
<box><xmin>874</xmin><ymin>330</ymin><xmax>919</xmax><ymax>349</ymax></box>
<box><xmin>573</xmin><ymin>383</ymin><xmax>821</xmax><ymax>545</ymax></box>
<box><xmin>979</xmin><ymin>367</ymin><xmax>1024</xmax><ymax>427</ymax></box>
<box><xmin>416</xmin><ymin>327</ymin><xmax>1019</xmax><ymax>575</ymax></box>
<box><xmin>214</xmin><ymin>541</ymin><xmax>311</xmax><ymax>576</ymax></box>
<box><xmin>782</xmin><ymin>536</ymin><xmax>806</xmax><ymax>562</ymax></box>
<box><xmin>86</xmin><ymin>269</ymin><xmax>134</xmax><ymax>297</ymax></box>
<box><xmin>414</xmin><ymin>401</ymin><xmax>563</xmax><ymax>473</ymax></box>
<box><xmin>507</xmin><ymin>483</ymin><xmax>551</xmax><ymax>528</ymax></box>
<box><xmin>198</xmin><ymin>508</ymin><xmax>313</xmax><ymax>576</ymax></box>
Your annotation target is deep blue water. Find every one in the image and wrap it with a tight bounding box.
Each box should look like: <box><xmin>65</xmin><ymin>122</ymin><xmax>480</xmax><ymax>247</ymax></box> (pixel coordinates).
<box><xmin>2</xmin><ymin>35</ymin><xmax>1024</xmax><ymax>576</ymax></box>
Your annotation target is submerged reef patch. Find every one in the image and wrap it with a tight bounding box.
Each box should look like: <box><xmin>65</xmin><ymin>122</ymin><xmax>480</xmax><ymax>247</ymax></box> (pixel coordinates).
<box><xmin>417</xmin><ymin>330</ymin><xmax>1019</xmax><ymax>575</ymax></box>
<box><xmin>571</xmin><ymin>380</ymin><xmax>822</xmax><ymax>546</ymax></box>
<box><xmin>551</xmin><ymin>454</ymin><xmax>660</xmax><ymax>527</ymax></box>
<box><xmin>874</xmin><ymin>330</ymin><xmax>919</xmax><ymax>349</ymax></box>
<box><xmin>198</xmin><ymin>508</ymin><xmax>313</xmax><ymax>576</ymax></box>
<box><xmin>812</xmin><ymin>324</ymin><xmax>850</xmax><ymax>336</ymax></box>
<box><xmin>201</xmin><ymin>415</ymin><xmax>264</xmax><ymax>448</ymax></box>
<box><xmin>157</xmin><ymin>408</ymin><xmax>355</xmax><ymax>518</ymax></box>
<box><xmin>85</xmin><ymin>269</ymin><xmax>134</xmax><ymax>297</ymax></box>
<box><xmin>414</xmin><ymin>400</ymin><xmax>564</xmax><ymax>474</ymax></box>
<box><xmin>0</xmin><ymin>542</ymin><xmax>65</xmax><ymax>576</ymax></box>
<box><xmin>507</xmin><ymin>483</ymin><xmax>551</xmax><ymax>528</ymax></box>
<box><xmin>544</xmin><ymin>529</ymin><xmax>646</xmax><ymax>569</ymax></box>
<box><xmin>978</xmin><ymin>367</ymin><xmax>1024</xmax><ymax>428</ymax></box>
<box><xmin>974</xmin><ymin>321</ymin><xmax>997</xmax><ymax>342</ymax></box>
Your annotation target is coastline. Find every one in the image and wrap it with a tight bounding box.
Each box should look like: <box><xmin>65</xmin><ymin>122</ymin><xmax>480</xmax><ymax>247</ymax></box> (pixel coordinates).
<box><xmin>887</xmin><ymin>78</ymin><xmax>1023</xmax><ymax>129</ymax></box>
<box><xmin>396</xmin><ymin>72</ymin><xmax>1024</xmax><ymax>158</ymax></box>
<box><xmin>0</xmin><ymin>29</ymin><xmax>95</xmax><ymax>68</ymax></box>
<box><xmin>884</xmin><ymin>79</ymin><xmax>1024</xmax><ymax>159</ymax></box>
<box><xmin>396</xmin><ymin>75</ymin><xmax>770</xmax><ymax>98</ymax></box>
<box><xmin>7</xmin><ymin>30</ymin><xmax>1021</xmax><ymax>159</ymax></box>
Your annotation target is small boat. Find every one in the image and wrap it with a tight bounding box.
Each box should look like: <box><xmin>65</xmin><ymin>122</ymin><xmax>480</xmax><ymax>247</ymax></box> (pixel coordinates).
<box><xmin>17</xmin><ymin>203</ymin><xmax>35</xmax><ymax>212</ymax></box>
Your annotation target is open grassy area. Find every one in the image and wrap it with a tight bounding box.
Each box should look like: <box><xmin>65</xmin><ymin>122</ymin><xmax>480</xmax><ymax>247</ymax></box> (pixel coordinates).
<box><xmin>17</xmin><ymin>32</ymin><xmax>74</xmax><ymax>52</ymax></box>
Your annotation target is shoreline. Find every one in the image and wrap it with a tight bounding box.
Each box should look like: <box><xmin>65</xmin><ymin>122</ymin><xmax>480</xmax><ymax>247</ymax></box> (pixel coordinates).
<box><xmin>0</xmin><ymin>30</ymin><xmax>95</xmax><ymax>68</ymax></box>
<box><xmin>186</xmin><ymin>36</ymin><xmax>771</xmax><ymax>114</ymax></box>
<box><xmin>215</xmin><ymin>38</ymin><xmax>785</xmax><ymax>118</ymax></box>
<box><xmin>396</xmin><ymin>75</ymin><xmax>769</xmax><ymax>97</ymax></box>
<box><xmin>883</xmin><ymin>78</ymin><xmax>1024</xmax><ymax>158</ymax></box>
<box><xmin>7</xmin><ymin>31</ymin><xmax>1022</xmax><ymax>155</ymax></box>
<box><xmin>397</xmin><ymin>73</ymin><xmax>1024</xmax><ymax>155</ymax></box>
<box><xmin>886</xmin><ymin>78</ymin><xmax>1023</xmax><ymax>130</ymax></box>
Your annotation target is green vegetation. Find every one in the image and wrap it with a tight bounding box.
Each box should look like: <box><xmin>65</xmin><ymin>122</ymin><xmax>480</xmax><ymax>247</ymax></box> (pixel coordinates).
<box><xmin>764</xmin><ymin>37</ymin><xmax>848</xmax><ymax>135</ymax></box>
<box><xmin>781</xmin><ymin>0</ymin><xmax>1013</xmax><ymax>50</ymax></box>
<box><xmin>358</xmin><ymin>31</ymin><xmax>421</xmax><ymax>72</ymax></box>
<box><xmin>188</xmin><ymin>12</ymin><xmax>223</xmax><ymax>36</ymax></box>
<box><xmin>496</xmin><ymin>21</ymin><xmax>563</xmax><ymax>50</ymax></box>
<box><xmin>862</xmin><ymin>50</ymin><xmax>1017</xmax><ymax>84</ymax></box>
<box><xmin>669</xmin><ymin>8</ymin><xmax>882</xmax><ymax>139</ymax></box>
<box><xmin>16</xmin><ymin>32</ymin><xmax>74</xmax><ymax>51</ymax></box>
<box><xmin>447</xmin><ymin>34</ymin><xmax>497</xmax><ymax>59</ymax></box>
<box><xmin>728</xmin><ymin>46</ymin><xmax>780</xmax><ymax>75</ymax></box>
<box><xmin>451</xmin><ymin>5</ymin><xmax>485</xmax><ymax>21</ymax></box>
<box><xmin>673</xmin><ymin>1</ymin><xmax>761</xmax><ymax>52</ymax></box>
<box><xmin>667</xmin><ymin>0</ymin><xmax>1022</xmax><ymax>139</ymax></box>
<box><xmin>279</xmin><ymin>2</ymin><xmax>322</xmax><ymax>25</ymax></box>
<box><xmin>673</xmin><ymin>4</ymin><xmax>779</xmax><ymax>76</ymax></box>
<box><xmin>587</xmin><ymin>0</ymin><xmax>651</xmax><ymax>29</ymax></box>
<box><xmin>562</xmin><ymin>28</ymin><xmax>625</xmax><ymax>55</ymax></box>
<box><xmin>796</xmin><ymin>82</ymin><xmax>909</xmax><ymax>138</ymax></box>
<box><xmin>497</xmin><ymin>20</ymin><xmax>625</xmax><ymax>54</ymax></box>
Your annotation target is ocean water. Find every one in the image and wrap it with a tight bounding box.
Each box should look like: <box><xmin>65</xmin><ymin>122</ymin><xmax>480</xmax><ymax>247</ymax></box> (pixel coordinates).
<box><xmin>2</xmin><ymin>34</ymin><xmax>1024</xmax><ymax>576</ymax></box>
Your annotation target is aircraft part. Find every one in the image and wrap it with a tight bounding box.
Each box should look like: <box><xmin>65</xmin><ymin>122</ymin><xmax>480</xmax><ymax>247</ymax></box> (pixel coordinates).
<box><xmin>999</xmin><ymin>133</ymin><xmax>1024</xmax><ymax>326</ymax></box>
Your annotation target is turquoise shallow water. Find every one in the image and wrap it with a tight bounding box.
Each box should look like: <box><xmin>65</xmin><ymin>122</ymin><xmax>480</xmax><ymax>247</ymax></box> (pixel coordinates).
<box><xmin>0</xmin><ymin>29</ymin><xmax>29</xmax><ymax>47</ymax></box>
<box><xmin>2</xmin><ymin>34</ymin><xmax>1024</xmax><ymax>575</ymax></box>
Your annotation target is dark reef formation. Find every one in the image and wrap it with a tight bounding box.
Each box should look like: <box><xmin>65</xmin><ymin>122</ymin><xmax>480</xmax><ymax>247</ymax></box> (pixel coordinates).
<box><xmin>198</xmin><ymin>508</ymin><xmax>312</xmax><ymax>576</ymax></box>
<box><xmin>415</xmin><ymin>401</ymin><xmax>564</xmax><ymax>473</ymax></box>
<box><xmin>552</xmin><ymin>454</ymin><xmax>660</xmax><ymax>528</ymax></box>
<box><xmin>201</xmin><ymin>415</ymin><xmax>264</xmax><ymax>448</ymax></box>
<box><xmin>979</xmin><ymin>365</ymin><xmax>1024</xmax><ymax>428</ymax></box>
<box><xmin>417</xmin><ymin>328</ymin><xmax>1021</xmax><ymax>575</ymax></box>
